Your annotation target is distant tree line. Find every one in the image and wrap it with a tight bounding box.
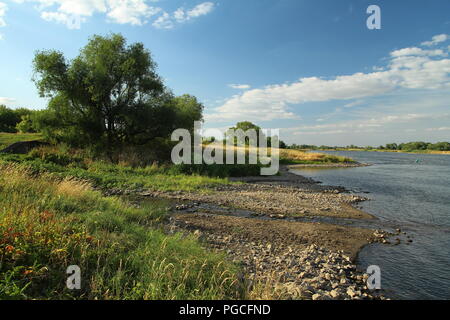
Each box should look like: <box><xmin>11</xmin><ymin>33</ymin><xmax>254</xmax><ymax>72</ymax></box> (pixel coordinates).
<box><xmin>0</xmin><ymin>105</ymin><xmax>38</xmax><ymax>133</ymax></box>
<box><xmin>287</xmin><ymin>142</ymin><xmax>450</xmax><ymax>152</ymax></box>
<box><xmin>379</xmin><ymin>141</ymin><xmax>450</xmax><ymax>151</ymax></box>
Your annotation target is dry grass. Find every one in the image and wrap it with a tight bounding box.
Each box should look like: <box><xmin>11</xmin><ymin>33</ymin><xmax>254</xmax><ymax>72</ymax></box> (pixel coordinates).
<box><xmin>56</xmin><ymin>177</ymin><xmax>92</xmax><ymax>198</ymax></box>
<box><xmin>202</xmin><ymin>144</ymin><xmax>354</xmax><ymax>164</ymax></box>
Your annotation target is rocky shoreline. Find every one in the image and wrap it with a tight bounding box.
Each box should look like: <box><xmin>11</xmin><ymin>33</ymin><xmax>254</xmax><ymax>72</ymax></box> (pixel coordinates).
<box><xmin>125</xmin><ymin>165</ymin><xmax>393</xmax><ymax>300</ymax></box>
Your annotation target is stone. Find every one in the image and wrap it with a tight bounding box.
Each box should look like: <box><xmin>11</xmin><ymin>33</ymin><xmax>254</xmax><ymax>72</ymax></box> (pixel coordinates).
<box><xmin>346</xmin><ymin>287</ymin><xmax>356</xmax><ymax>298</ymax></box>
<box><xmin>312</xmin><ymin>293</ymin><xmax>322</xmax><ymax>300</ymax></box>
<box><xmin>329</xmin><ymin>289</ymin><xmax>340</xmax><ymax>299</ymax></box>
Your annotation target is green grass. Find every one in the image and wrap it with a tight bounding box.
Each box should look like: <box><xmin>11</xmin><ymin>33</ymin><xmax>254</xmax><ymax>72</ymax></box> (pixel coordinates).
<box><xmin>0</xmin><ymin>133</ymin><xmax>43</xmax><ymax>150</ymax></box>
<box><xmin>0</xmin><ymin>163</ymin><xmax>243</xmax><ymax>300</ymax></box>
<box><xmin>0</xmin><ymin>147</ymin><xmax>237</xmax><ymax>193</ymax></box>
<box><xmin>280</xmin><ymin>155</ymin><xmax>356</xmax><ymax>165</ymax></box>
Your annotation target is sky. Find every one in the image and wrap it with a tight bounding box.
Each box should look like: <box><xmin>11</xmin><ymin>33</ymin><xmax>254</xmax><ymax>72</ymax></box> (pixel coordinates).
<box><xmin>0</xmin><ymin>0</ymin><xmax>449</xmax><ymax>146</ymax></box>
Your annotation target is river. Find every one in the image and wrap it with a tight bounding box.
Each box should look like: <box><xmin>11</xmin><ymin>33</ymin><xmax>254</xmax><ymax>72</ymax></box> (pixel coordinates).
<box><xmin>291</xmin><ymin>151</ymin><xmax>450</xmax><ymax>300</ymax></box>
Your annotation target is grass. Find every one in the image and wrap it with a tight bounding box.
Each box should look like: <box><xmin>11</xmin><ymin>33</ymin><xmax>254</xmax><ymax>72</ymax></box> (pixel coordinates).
<box><xmin>0</xmin><ymin>163</ymin><xmax>243</xmax><ymax>300</ymax></box>
<box><xmin>201</xmin><ymin>143</ymin><xmax>356</xmax><ymax>166</ymax></box>
<box><xmin>0</xmin><ymin>144</ymin><xmax>351</xmax><ymax>300</ymax></box>
<box><xmin>0</xmin><ymin>146</ymin><xmax>237</xmax><ymax>193</ymax></box>
<box><xmin>0</xmin><ymin>133</ymin><xmax>43</xmax><ymax>150</ymax></box>
<box><xmin>279</xmin><ymin>148</ymin><xmax>356</xmax><ymax>165</ymax></box>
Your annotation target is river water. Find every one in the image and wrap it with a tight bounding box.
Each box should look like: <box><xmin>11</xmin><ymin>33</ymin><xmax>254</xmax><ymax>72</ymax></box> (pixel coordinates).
<box><xmin>291</xmin><ymin>151</ymin><xmax>450</xmax><ymax>300</ymax></box>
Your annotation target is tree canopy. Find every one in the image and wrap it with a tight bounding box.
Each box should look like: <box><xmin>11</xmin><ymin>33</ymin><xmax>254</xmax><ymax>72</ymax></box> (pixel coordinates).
<box><xmin>32</xmin><ymin>33</ymin><xmax>203</xmax><ymax>157</ymax></box>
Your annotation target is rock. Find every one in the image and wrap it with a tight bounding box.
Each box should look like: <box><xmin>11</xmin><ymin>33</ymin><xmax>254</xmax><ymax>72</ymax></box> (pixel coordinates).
<box><xmin>346</xmin><ymin>287</ymin><xmax>356</xmax><ymax>298</ymax></box>
<box><xmin>329</xmin><ymin>289</ymin><xmax>341</xmax><ymax>299</ymax></box>
<box><xmin>312</xmin><ymin>293</ymin><xmax>322</xmax><ymax>300</ymax></box>
<box><xmin>193</xmin><ymin>230</ymin><xmax>202</xmax><ymax>237</ymax></box>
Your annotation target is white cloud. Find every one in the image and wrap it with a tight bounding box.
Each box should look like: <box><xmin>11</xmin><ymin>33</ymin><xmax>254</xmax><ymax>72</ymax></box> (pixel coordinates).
<box><xmin>152</xmin><ymin>12</ymin><xmax>173</xmax><ymax>29</ymax></box>
<box><xmin>289</xmin><ymin>113</ymin><xmax>447</xmax><ymax>136</ymax></box>
<box><xmin>0</xmin><ymin>1</ymin><xmax>6</xmax><ymax>39</ymax></box>
<box><xmin>107</xmin><ymin>0</ymin><xmax>160</xmax><ymax>25</ymax></box>
<box><xmin>0</xmin><ymin>97</ymin><xmax>17</xmax><ymax>105</ymax></box>
<box><xmin>153</xmin><ymin>2</ymin><xmax>215</xmax><ymax>29</ymax></box>
<box><xmin>228</xmin><ymin>84</ymin><xmax>251</xmax><ymax>90</ymax></box>
<box><xmin>421</xmin><ymin>34</ymin><xmax>449</xmax><ymax>47</ymax></box>
<box><xmin>13</xmin><ymin>0</ymin><xmax>214</xmax><ymax>29</ymax></box>
<box><xmin>0</xmin><ymin>2</ymin><xmax>6</xmax><ymax>27</ymax></box>
<box><xmin>187</xmin><ymin>2</ymin><xmax>214</xmax><ymax>18</ymax></box>
<box><xmin>390</xmin><ymin>47</ymin><xmax>446</xmax><ymax>57</ymax></box>
<box><xmin>41</xmin><ymin>11</ymin><xmax>86</xmax><ymax>29</ymax></box>
<box><xmin>344</xmin><ymin>100</ymin><xmax>365</xmax><ymax>108</ymax></box>
<box><xmin>207</xmin><ymin>35</ymin><xmax>450</xmax><ymax>122</ymax></box>
<box><xmin>426</xmin><ymin>127</ymin><xmax>450</xmax><ymax>132</ymax></box>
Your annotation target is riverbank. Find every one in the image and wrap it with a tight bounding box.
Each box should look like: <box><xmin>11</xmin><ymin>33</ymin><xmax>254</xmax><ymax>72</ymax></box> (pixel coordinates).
<box><xmin>288</xmin><ymin>163</ymin><xmax>370</xmax><ymax>169</ymax></box>
<box><xmin>136</xmin><ymin>166</ymin><xmax>389</xmax><ymax>300</ymax></box>
<box><xmin>325</xmin><ymin>148</ymin><xmax>450</xmax><ymax>155</ymax></box>
<box><xmin>0</xmin><ymin>147</ymin><xmax>387</xmax><ymax>300</ymax></box>
<box><xmin>137</xmin><ymin>166</ymin><xmax>373</xmax><ymax>220</ymax></box>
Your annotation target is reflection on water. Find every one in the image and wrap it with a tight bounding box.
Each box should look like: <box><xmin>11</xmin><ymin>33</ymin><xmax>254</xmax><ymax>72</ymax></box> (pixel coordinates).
<box><xmin>291</xmin><ymin>151</ymin><xmax>450</xmax><ymax>300</ymax></box>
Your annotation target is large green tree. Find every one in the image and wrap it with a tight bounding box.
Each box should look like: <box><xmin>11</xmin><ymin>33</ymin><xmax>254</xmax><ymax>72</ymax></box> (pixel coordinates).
<box><xmin>32</xmin><ymin>33</ymin><xmax>185</xmax><ymax>155</ymax></box>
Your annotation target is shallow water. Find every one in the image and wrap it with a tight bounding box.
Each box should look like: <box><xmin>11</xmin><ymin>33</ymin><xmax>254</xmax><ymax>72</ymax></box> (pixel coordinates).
<box><xmin>291</xmin><ymin>151</ymin><xmax>450</xmax><ymax>300</ymax></box>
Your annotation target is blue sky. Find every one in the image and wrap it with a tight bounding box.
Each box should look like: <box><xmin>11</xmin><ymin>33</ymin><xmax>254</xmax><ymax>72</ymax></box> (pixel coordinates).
<box><xmin>0</xmin><ymin>0</ymin><xmax>449</xmax><ymax>146</ymax></box>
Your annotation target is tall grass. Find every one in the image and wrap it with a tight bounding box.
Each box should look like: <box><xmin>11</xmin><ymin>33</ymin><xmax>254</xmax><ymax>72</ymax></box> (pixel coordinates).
<box><xmin>0</xmin><ymin>133</ymin><xmax>43</xmax><ymax>150</ymax></box>
<box><xmin>0</xmin><ymin>146</ymin><xmax>236</xmax><ymax>192</ymax></box>
<box><xmin>0</xmin><ymin>164</ymin><xmax>242</xmax><ymax>299</ymax></box>
<box><xmin>202</xmin><ymin>143</ymin><xmax>356</xmax><ymax>165</ymax></box>
<box><xmin>279</xmin><ymin>149</ymin><xmax>355</xmax><ymax>164</ymax></box>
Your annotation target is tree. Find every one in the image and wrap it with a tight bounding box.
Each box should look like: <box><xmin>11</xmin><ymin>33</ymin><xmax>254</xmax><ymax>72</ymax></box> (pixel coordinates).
<box><xmin>428</xmin><ymin>142</ymin><xmax>450</xmax><ymax>151</ymax></box>
<box><xmin>228</xmin><ymin>121</ymin><xmax>265</xmax><ymax>146</ymax></box>
<box><xmin>171</xmin><ymin>94</ymin><xmax>204</xmax><ymax>133</ymax></box>
<box><xmin>16</xmin><ymin>115</ymin><xmax>36</xmax><ymax>133</ymax></box>
<box><xmin>32</xmin><ymin>33</ymin><xmax>172</xmax><ymax>156</ymax></box>
<box><xmin>401</xmin><ymin>141</ymin><xmax>429</xmax><ymax>151</ymax></box>
<box><xmin>385</xmin><ymin>143</ymin><xmax>398</xmax><ymax>150</ymax></box>
<box><xmin>0</xmin><ymin>105</ymin><xmax>20</xmax><ymax>132</ymax></box>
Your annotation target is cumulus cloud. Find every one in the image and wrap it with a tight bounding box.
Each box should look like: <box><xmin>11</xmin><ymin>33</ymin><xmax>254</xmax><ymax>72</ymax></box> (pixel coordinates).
<box><xmin>152</xmin><ymin>2</ymin><xmax>215</xmax><ymax>29</ymax></box>
<box><xmin>41</xmin><ymin>11</ymin><xmax>87</xmax><ymax>29</ymax></box>
<box><xmin>421</xmin><ymin>34</ymin><xmax>449</xmax><ymax>46</ymax></box>
<box><xmin>390</xmin><ymin>47</ymin><xmax>446</xmax><ymax>57</ymax></box>
<box><xmin>228</xmin><ymin>84</ymin><xmax>251</xmax><ymax>90</ymax></box>
<box><xmin>107</xmin><ymin>0</ymin><xmax>160</xmax><ymax>25</ymax></box>
<box><xmin>206</xmin><ymin>35</ymin><xmax>450</xmax><ymax>122</ymax></box>
<box><xmin>12</xmin><ymin>0</ymin><xmax>214</xmax><ymax>29</ymax></box>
